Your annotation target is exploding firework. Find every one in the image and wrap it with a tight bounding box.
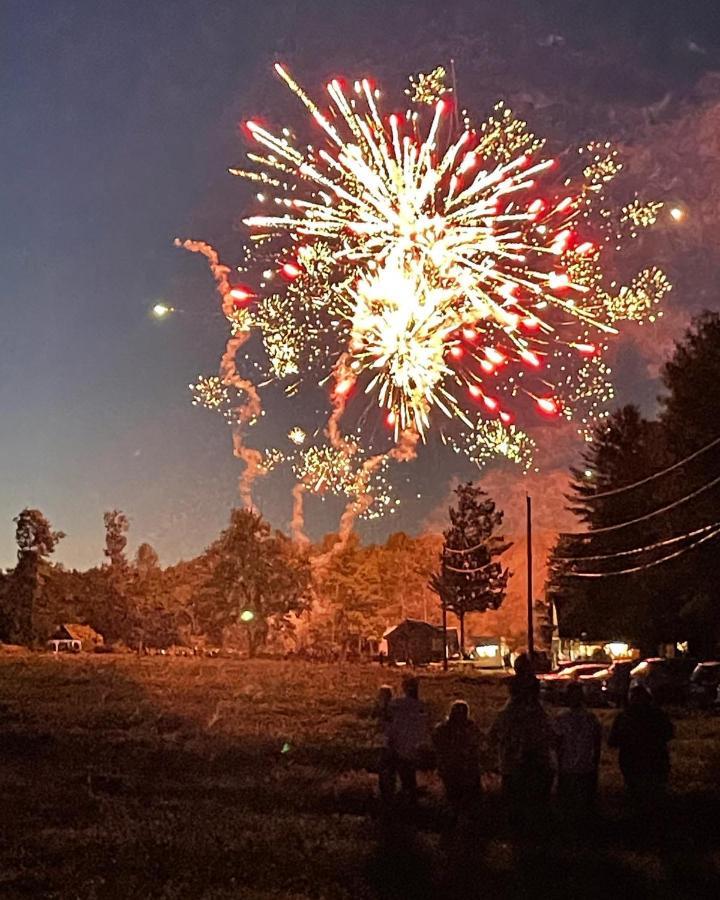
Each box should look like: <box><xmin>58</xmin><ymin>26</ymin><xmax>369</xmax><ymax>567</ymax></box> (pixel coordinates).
<box><xmin>182</xmin><ymin>64</ymin><xmax>670</xmax><ymax>525</ymax></box>
<box><xmin>448</xmin><ymin>420</ymin><xmax>537</xmax><ymax>473</ymax></box>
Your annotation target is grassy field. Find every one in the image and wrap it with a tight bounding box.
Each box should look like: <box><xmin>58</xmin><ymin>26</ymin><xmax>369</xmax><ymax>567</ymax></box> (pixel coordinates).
<box><xmin>1</xmin><ymin>655</ymin><xmax>720</xmax><ymax>899</ymax></box>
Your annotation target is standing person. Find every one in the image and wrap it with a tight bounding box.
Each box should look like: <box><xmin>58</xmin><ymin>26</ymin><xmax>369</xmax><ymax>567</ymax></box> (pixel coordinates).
<box><xmin>608</xmin><ymin>684</ymin><xmax>674</xmax><ymax>802</ymax></box>
<box><xmin>489</xmin><ymin>676</ymin><xmax>554</xmax><ymax>833</ymax></box>
<box><xmin>374</xmin><ymin>685</ymin><xmax>395</xmax><ymax>803</ymax></box>
<box><xmin>382</xmin><ymin>676</ymin><xmax>431</xmax><ymax>805</ymax></box>
<box><xmin>553</xmin><ymin>682</ymin><xmax>602</xmax><ymax>813</ymax></box>
<box><xmin>432</xmin><ymin>700</ymin><xmax>482</xmax><ymax>816</ymax></box>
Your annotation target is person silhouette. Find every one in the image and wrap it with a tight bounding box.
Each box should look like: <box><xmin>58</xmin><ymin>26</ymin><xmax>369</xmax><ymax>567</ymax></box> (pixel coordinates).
<box><xmin>382</xmin><ymin>676</ymin><xmax>431</xmax><ymax>805</ymax></box>
<box><xmin>608</xmin><ymin>683</ymin><xmax>674</xmax><ymax>803</ymax></box>
<box><xmin>433</xmin><ymin>700</ymin><xmax>482</xmax><ymax>816</ymax></box>
<box><xmin>489</xmin><ymin>675</ymin><xmax>554</xmax><ymax>833</ymax></box>
<box><xmin>554</xmin><ymin>681</ymin><xmax>602</xmax><ymax>813</ymax></box>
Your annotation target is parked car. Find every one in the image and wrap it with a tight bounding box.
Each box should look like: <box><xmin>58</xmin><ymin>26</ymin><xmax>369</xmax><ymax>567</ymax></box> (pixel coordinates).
<box><xmin>538</xmin><ymin>663</ymin><xmax>607</xmax><ymax>704</ymax></box>
<box><xmin>629</xmin><ymin>657</ymin><xmax>698</xmax><ymax>704</ymax></box>
<box><xmin>689</xmin><ymin>661</ymin><xmax>720</xmax><ymax>707</ymax></box>
<box><xmin>580</xmin><ymin>660</ymin><xmax>635</xmax><ymax>707</ymax></box>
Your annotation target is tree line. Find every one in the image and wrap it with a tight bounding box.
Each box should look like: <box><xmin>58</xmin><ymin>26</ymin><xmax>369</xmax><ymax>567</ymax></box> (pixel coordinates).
<box><xmin>549</xmin><ymin>311</ymin><xmax>720</xmax><ymax>657</ymax></box>
<box><xmin>0</xmin><ymin>485</ymin><xmax>512</xmax><ymax>657</ymax></box>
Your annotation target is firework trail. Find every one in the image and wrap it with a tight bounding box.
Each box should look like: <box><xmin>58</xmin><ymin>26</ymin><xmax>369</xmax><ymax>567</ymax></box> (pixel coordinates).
<box><xmin>175</xmin><ymin>238</ymin><xmax>264</xmax><ymax>506</ymax></box>
<box><xmin>290</xmin><ymin>482</ymin><xmax>309</xmax><ymax>544</ymax></box>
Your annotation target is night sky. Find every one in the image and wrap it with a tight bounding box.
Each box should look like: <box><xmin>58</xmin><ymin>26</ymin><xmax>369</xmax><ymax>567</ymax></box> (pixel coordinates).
<box><xmin>4</xmin><ymin>1</ymin><xmax>720</xmax><ymax>571</ymax></box>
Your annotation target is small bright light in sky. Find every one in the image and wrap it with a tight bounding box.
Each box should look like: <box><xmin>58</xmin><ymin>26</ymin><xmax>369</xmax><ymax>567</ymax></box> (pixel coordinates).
<box><xmin>152</xmin><ymin>302</ymin><xmax>173</xmax><ymax>318</ymax></box>
<box><xmin>240</xmin><ymin>609</ymin><xmax>255</xmax><ymax>623</ymax></box>
<box><xmin>584</xmin><ymin>469</ymin><xmax>593</xmax><ymax>478</ymax></box>
<box><xmin>670</xmin><ymin>206</ymin><xmax>685</xmax><ymax>222</ymax></box>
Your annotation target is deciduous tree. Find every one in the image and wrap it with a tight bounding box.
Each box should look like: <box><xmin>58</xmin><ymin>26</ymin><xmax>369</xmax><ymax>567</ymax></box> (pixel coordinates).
<box><xmin>10</xmin><ymin>508</ymin><xmax>65</xmax><ymax>644</ymax></box>
<box><xmin>200</xmin><ymin>509</ymin><xmax>311</xmax><ymax>655</ymax></box>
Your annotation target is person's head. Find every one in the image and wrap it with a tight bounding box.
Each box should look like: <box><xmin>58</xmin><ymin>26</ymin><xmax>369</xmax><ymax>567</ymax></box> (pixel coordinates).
<box><xmin>508</xmin><ymin>673</ymin><xmax>539</xmax><ymax>703</ymax></box>
<box><xmin>402</xmin><ymin>675</ymin><xmax>419</xmax><ymax>699</ymax></box>
<box><xmin>565</xmin><ymin>681</ymin><xmax>585</xmax><ymax>709</ymax></box>
<box><xmin>629</xmin><ymin>684</ymin><xmax>652</xmax><ymax>707</ymax></box>
<box><xmin>448</xmin><ymin>699</ymin><xmax>469</xmax><ymax>726</ymax></box>
<box><xmin>514</xmin><ymin>652</ymin><xmax>533</xmax><ymax>678</ymax></box>
<box><xmin>377</xmin><ymin>685</ymin><xmax>393</xmax><ymax>707</ymax></box>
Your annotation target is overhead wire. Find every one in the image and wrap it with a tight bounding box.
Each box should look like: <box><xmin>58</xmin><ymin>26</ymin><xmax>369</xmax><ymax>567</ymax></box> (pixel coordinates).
<box><xmin>561</xmin><ymin>472</ymin><xmax>720</xmax><ymax>536</ymax></box>
<box><xmin>578</xmin><ymin>434</ymin><xmax>720</xmax><ymax>501</ymax></box>
<box><xmin>554</xmin><ymin>520</ymin><xmax>720</xmax><ymax>563</ymax></box>
<box><xmin>561</xmin><ymin>523</ymin><xmax>720</xmax><ymax>577</ymax></box>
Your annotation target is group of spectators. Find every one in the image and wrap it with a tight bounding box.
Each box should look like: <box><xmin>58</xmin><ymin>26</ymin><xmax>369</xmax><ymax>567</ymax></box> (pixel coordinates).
<box><xmin>374</xmin><ymin>659</ymin><xmax>674</xmax><ymax>826</ymax></box>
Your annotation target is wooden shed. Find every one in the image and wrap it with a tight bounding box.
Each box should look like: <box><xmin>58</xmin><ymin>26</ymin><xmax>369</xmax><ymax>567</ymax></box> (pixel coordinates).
<box><xmin>385</xmin><ymin>619</ymin><xmax>459</xmax><ymax>665</ymax></box>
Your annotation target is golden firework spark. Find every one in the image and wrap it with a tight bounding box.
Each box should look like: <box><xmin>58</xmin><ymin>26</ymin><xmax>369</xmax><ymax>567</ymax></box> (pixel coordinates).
<box><xmin>183</xmin><ymin>63</ymin><xmax>671</xmax><ymax>521</ymax></box>
<box><xmin>405</xmin><ymin>66</ymin><xmax>450</xmax><ymax>105</ymax></box>
<box><xmin>449</xmin><ymin>420</ymin><xmax>537</xmax><ymax>473</ymax></box>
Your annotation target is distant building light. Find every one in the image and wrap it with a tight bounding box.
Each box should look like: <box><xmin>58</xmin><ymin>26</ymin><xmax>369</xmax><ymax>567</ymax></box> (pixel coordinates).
<box><xmin>669</xmin><ymin>206</ymin><xmax>685</xmax><ymax>223</ymax></box>
<box><xmin>474</xmin><ymin>644</ymin><xmax>499</xmax><ymax>658</ymax></box>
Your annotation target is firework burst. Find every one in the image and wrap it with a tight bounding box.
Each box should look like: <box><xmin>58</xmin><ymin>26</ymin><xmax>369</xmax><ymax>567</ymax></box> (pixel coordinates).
<box><xmin>182</xmin><ymin>64</ymin><xmax>670</xmax><ymax>524</ymax></box>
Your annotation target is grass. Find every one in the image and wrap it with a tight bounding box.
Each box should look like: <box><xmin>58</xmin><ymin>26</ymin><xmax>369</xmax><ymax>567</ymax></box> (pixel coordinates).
<box><xmin>1</xmin><ymin>655</ymin><xmax>719</xmax><ymax>898</ymax></box>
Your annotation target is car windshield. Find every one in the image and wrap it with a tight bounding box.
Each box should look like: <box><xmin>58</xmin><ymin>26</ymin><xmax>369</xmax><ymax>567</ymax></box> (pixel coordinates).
<box><xmin>693</xmin><ymin>664</ymin><xmax>720</xmax><ymax>682</ymax></box>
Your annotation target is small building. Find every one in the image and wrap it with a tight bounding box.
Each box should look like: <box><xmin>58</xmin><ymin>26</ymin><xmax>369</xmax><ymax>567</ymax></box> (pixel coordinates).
<box><xmin>468</xmin><ymin>636</ymin><xmax>508</xmax><ymax>669</ymax></box>
<box><xmin>47</xmin><ymin>624</ymin><xmax>104</xmax><ymax>653</ymax></box>
<box><xmin>385</xmin><ymin>619</ymin><xmax>459</xmax><ymax>666</ymax></box>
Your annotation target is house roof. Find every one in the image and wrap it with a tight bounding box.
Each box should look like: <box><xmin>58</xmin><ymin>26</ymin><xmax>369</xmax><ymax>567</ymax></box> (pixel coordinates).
<box><xmin>52</xmin><ymin>623</ymin><xmax>103</xmax><ymax>643</ymax></box>
<box><xmin>386</xmin><ymin>619</ymin><xmax>438</xmax><ymax>637</ymax></box>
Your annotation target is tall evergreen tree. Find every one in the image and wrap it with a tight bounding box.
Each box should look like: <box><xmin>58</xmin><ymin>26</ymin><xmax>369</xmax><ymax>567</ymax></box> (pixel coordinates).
<box><xmin>430</xmin><ymin>482</ymin><xmax>511</xmax><ymax>651</ymax></box>
<box><xmin>660</xmin><ymin>311</ymin><xmax>720</xmax><ymax>455</ymax></box>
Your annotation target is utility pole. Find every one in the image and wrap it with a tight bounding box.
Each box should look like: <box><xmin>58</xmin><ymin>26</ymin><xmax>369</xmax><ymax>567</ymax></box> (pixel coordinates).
<box><xmin>441</xmin><ymin>592</ymin><xmax>448</xmax><ymax>672</ymax></box>
<box><xmin>526</xmin><ymin>494</ymin><xmax>535</xmax><ymax>661</ymax></box>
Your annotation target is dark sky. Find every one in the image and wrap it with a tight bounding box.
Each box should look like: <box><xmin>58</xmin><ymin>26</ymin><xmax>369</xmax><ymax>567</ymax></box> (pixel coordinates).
<box><xmin>3</xmin><ymin>1</ymin><xmax>720</xmax><ymax>570</ymax></box>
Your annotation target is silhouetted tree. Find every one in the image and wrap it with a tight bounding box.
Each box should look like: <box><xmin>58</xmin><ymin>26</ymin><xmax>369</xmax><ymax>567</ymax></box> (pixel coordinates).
<box><xmin>9</xmin><ymin>508</ymin><xmax>65</xmax><ymax>644</ymax></box>
<box><xmin>661</xmin><ymin>311</ymin><xmax>720</xmax><ymax>455</ymax></box>
<box><xmin>103</xmin><ymin>510</ymin><xmax>129</xmax><ymax>568</ymax></box>
<box><xmin>430</xmin><ymin>483</ymin><xmax>511</xmax><ymax>652</ymax></box>
<box><xmin>550</xmin><ymin>327</ymin><xmax>720</xmax><ymax>655</ymax></box>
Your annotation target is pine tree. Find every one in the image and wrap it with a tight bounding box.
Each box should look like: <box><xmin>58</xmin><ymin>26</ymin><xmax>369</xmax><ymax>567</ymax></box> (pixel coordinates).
<box><xmin>430</xmin><ymin>482</ymin><xmax>511</xmax><ymax>652</ymax></box>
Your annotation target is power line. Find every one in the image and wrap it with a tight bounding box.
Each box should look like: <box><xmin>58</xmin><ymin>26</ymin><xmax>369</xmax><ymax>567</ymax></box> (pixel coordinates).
<box><xmin>443</xmin><ymin>541</ymin><xmax>487</xmax><ymax>555</ymax></box>
<box><xmin>561</xmin><ymin>524</ymin><xmax>720</xmax><ymax>578</ymax></box>
<box><xmin>555</xmin><ymin>520</ymin><xmax>720</xmax><ymax>563</ymax></box>
<box><xmin>561</xmin><ymin>471</ymin><xmax>720</xmax><ymax>537</ymax></box>
<box><xmin>580</xmin><ymin>435</ymin><xmax>720</xmax><ymax>501</ymax></box>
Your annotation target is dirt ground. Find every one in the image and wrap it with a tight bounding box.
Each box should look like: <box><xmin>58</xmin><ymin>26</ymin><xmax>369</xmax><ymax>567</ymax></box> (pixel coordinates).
<box><xmin>1</xmin><ymin>655</ymin><xmax>719</xmax><ymax>898</ymax></box>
